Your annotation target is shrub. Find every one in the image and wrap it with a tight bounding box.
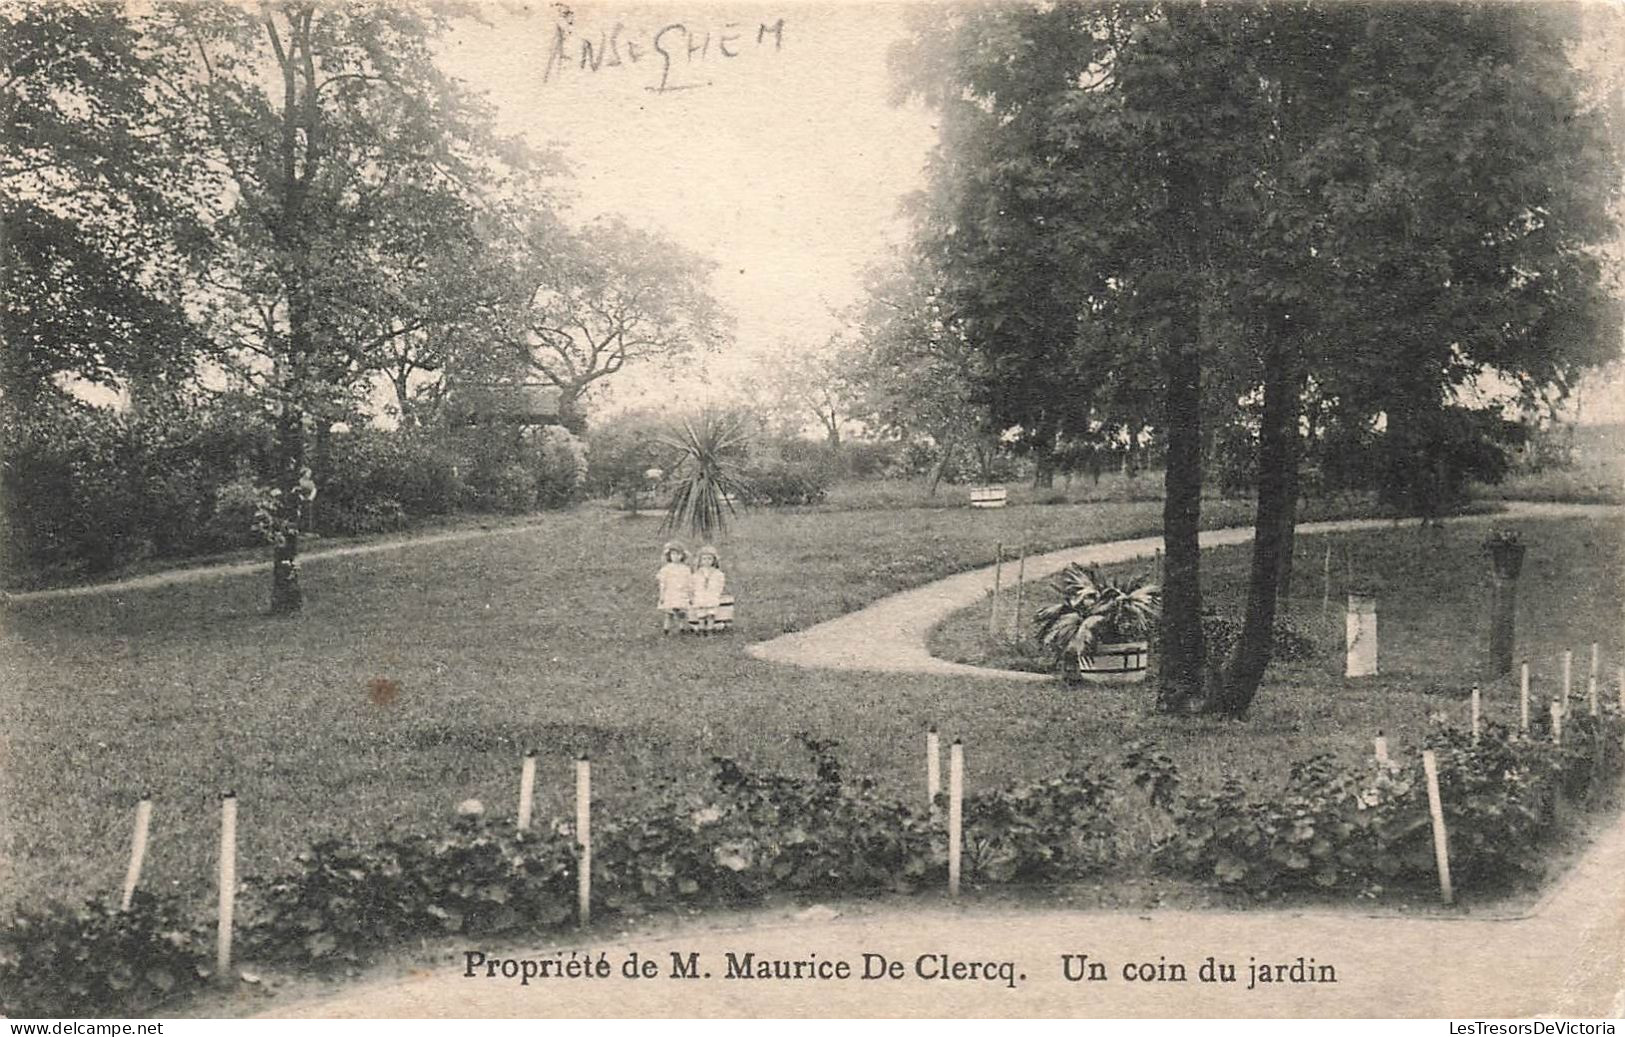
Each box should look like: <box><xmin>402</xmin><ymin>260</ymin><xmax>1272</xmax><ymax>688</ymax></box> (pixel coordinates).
<box><xmin>533</xmin><ymin>426</ymin><xmax>588</xmax><ymax>508</ymax></box>
<box><xmin>0</xmin><ymin>893</ymin><xmax>210</xmax><ymax>1017</ymax></box>
<box><xmin>464</xmin><ymin>462</ymin><xmax>538</xmax><ymax>514</ymax></box>
<box><xmin>202</xmin><ymin>474</ymin><xmax>276</xmax><ymax>552</ymax></box>
<box><xmin>1198</xmin><ymin>610</ymin><xmax>1320</xmax><ymax>663</ymax></box>
<box><xmin>742</xmin><ymin>461</ymin><xmax>830</xmax><ymax>506</ymax></box>
<box><xmin>319</xmin><ymin>430</ymin><xmax>461</xmax><ymax>535</ymax></box>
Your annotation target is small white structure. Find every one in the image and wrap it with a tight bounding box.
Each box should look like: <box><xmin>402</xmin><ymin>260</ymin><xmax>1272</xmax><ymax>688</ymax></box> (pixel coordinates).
<box><xmin>970</xmin><ymin>485</ymin><xmax>1008</xmax><ymax>509</ymax></box>
<box><xmin>1345</xmin><ymin>593</ymin><xmax>1379</xmax><ymax>677</ymax></box>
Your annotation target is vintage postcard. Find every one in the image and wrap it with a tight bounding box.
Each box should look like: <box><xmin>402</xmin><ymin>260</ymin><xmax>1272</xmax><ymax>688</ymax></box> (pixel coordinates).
<box><xmin>2</xmin><ymin>0</ymin><xmax>1623</xmax><ymax>1022</ymax></box>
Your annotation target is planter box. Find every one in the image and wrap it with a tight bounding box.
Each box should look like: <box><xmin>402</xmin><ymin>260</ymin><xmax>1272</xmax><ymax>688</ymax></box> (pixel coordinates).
<box><xmin>1064</xmin><ymin>641</ymin><xmax>1150</xmax><ymax>684</ymax></box>
<box><xmin>969</xmin><ymin>485</ymin><xmax>1008</xmax><ymax>509</ymax></box>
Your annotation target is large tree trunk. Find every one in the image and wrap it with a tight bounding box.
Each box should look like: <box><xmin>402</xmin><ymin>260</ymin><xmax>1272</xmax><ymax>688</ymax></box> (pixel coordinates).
<box><xmin>1210</xmin><ymin>335</ymin><xmax>1300</xmax><ymax>717</ymax></box>
<box><xmin>270</xmin><ymin>362</ymin><xmax>306</xmax><ymax>615</ymax></box>
<box><xmin>1158</xmin><ymin>316</ymin><xmax>1205</xmax><ymax>713</ymax></box>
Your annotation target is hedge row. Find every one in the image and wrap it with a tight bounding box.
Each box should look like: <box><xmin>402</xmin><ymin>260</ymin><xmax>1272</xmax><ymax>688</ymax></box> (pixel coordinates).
<box><xmin>0</xmin><ymin>405</ymin><xmax>588</xmax><ymax>582</ymax></box>
<box><xmin>3</xmin><ymin>717</ymin><xmax>1619</xmax><ymax>1016</ymax></box>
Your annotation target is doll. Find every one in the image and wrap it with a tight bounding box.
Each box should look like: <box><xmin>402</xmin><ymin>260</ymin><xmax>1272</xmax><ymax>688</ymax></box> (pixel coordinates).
<box><xmin>656</xmin><ymin>541</ymin><xmax>691</xmax><ymax>635</ymax></box>
<box><xmin>689</xmin><ymin>544</ymin><xmax>726</xmax><ymax>636</ymax></box>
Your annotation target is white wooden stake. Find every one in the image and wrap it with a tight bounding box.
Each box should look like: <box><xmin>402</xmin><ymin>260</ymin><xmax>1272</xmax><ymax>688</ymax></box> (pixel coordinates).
<box><xmin>575</xmin><ymin>756</ymin><xmax>591</xmax><ymax>927</ymax></box>
<box><xmin>1551</xmin><ymin>700</ymin><xmax>1564</xmax><ymax>745</ymax></box>
<box><xmin>1590</xmin><ymin>642</ymin><xmax>1600</xmax><ymax>685</ymax></box>
<box><xmin>120</xmin><ymin>797</ymin><xmax>152</xmax><ymax>911</ymax></box>
<box><xmin>1011</xmin><ymin>547</ymin><xmax>1026</xmax><ymax>639</ymax></box>
<box><xmin>1321</xmin><ymin>541</ymin><xmax>1332</xmax><ymax>635</ymax></box>
<box><xmin>1520</xmin><ymin>661</ymin><xmax>1531</xmax><ymax>735</ymax></box>
<box><xmin>517</xmin><ymin>751</ymin><xmax>536</xmax><ymax>832</ymax></box>
<box><xmin>1563</xmin><ymin>650</ymin><xmax>1573</xmax><ymax>715</ymax></box>
<box><xmin>1421</xmin><ymin>751</ymin><xmax>1454</xmax><ymax>906</ymax></box>
<box><xmin>1373</xmin><ymin>734</ymin><xmax>1389</xmax><ymax>766</ymax></box>
<box><xmin>1618</xmin><ymin>665</ymin><xmax>1624</xmax><ymax>713</ymax></box>
<box><xmin>216</xmin><ymin>793</ymin><xmax>237</xmax><ymax>982</ymax></box>
<box><xmin>925</xmin><ymin>726</ymin><xmax>940</xmax><ymax>811</ymax></box>
<box><xmin>1588</xmin><ymin>674</ymin><xmax>1599</xmax><ymax>718</ymax></box>
<box><xmin>989</xmin><ymin>543</ymin><xmax>1003</xmax><ymax>636</ymax></box>
<box><xmin>947</xmin><ymin>740</ymin><xmax>963</xmax><ymax>898</ymax></box>
<box><xmin>1470</xmin><ymin>685</ymin><xmax>1481</xmax><ymax>743</ymax></box>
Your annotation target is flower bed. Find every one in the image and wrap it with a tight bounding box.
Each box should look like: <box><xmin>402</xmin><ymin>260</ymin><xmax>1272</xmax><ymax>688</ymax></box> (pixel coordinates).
<box><xmin>3</xmin><ymin>716</ymin><xmax>1619</xmax><ymax>1016</ymax></box>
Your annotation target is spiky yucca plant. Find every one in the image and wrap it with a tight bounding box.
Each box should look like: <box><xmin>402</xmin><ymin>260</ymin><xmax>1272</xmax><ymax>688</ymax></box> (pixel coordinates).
<box><xmin>659</xmin><ymin>410</ymin><xmax>754</xmax><ymax>543</ymax></box>
<box><xmin>1033</xmin><ymin>564</ymin><xmax>1160</xmax><ymax>668</ymax></box>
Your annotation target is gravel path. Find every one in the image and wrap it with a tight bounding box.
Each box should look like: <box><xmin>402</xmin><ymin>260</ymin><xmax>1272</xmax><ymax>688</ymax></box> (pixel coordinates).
<box><xmin>746</xmin><ymin>500</ymin><xmax>1621</xmax><ymax>679</ymax></box>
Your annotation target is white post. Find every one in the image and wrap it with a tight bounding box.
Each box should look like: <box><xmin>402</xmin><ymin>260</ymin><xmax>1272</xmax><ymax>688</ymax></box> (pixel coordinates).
<box><xmin>1011</xmin><ymin>547</ymin><xmax>1026</xmax><ymax>639</ymax></box>
<box><xmin>1345</xmin><ymin>594</ymin><xmax>1378</xmax><ymax>677</ymax></box>
<box><xmin>216</xmin><ymin>793</ymin><xmax>237</xmax><ymax>982</ymax></box>
<box><xmin>1618</xmin><ymin>665</ymin><xmax>1624</xmax><ymax>713</ymax></box>
<box><xmin>1373</xmin><ymin>733</ymin><xmax>1389</xmax><ymax>766</ymax></box>
<box><xmin>1590</xmin><ymin>642</ymin><xmax>1600</xmax><ymax>686</ymax></box>
<box><xmin>1520</xmin><ymin>661</ymin><xmax>1530</xmax><ymax>735</ymax></box>
<box><xmin>1563</xmin><ymin>650</ymin><xmax>1573</xmax><ymax>715</ymax></box>
<box><xmin>1551</xmin><ymin>700</ymin><xmax>1564</xmax><ymax>745</ymax></box>
<box><xmin>1321</xmin><ymin>541</ymin><xmax>1332</xmax><ymax>636</ymax></box>
<box><xmin>1470</xmin><ymin>685</ymin><xmax>1481</xmax><ymax>743</ymax></box>
<box><xmin>1589</xmin><ymin>674</ymin><xmax>1599</xmax><ymax>718</ymax></box>
<box><xmin>925</xmin><ymin>726</ymin><xmax>940</xmax><ymax>811</ymax></box>
<box><xmin>989</xmin><ymin>543</ymin><xmax>1003</xmax><ymax>636</ymax></box>
<box><xmin>947</xmin><ymin>740</ymin><xmax>963</xmax><ymax>898</ymax></box>
<box><xmin>120</xmin><ymin>797</ymin><xmax>153</xmax><ymax>911</ymax></box>
<box><xmin>1421</xmin><ymin>751</ymin><xmax>1454</xmax><ymax>906</ymax></box>
<box><xmin>575</xmin><ymin>755</ymin><xmax>591</xmax><ymax>927</ymax></box>
<box><xmin>517</xmin><ymin>751</ymin><xmax>536</xmax><ymax>832</ymax></box>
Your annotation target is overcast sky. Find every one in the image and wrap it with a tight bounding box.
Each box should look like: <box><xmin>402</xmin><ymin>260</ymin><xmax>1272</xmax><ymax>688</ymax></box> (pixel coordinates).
<box><xmin>435</xmin><ymin>1</ymin><xmax>1625</xmax><ymax>424</ymax></box>
<box><xmin>437</xmin><ymin>2</ymin><xmax>940</xmax><ymax>411</ymax></box>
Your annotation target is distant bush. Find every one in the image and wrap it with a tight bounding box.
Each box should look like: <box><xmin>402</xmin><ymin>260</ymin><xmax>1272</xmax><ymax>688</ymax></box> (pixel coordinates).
<box><xmin>533</xmin><ymin>426</ymin><xmax>589</xmax><ymax>507</ymax></box>
<box><xmin>319</xmin><ymin>430</ymin><xmax>461</xmax><ymax>535</ymax></box>
<box><xmin>742</xmin><ymin>461</ymin><xmax>830</xmax><ymax>506</ymax></box>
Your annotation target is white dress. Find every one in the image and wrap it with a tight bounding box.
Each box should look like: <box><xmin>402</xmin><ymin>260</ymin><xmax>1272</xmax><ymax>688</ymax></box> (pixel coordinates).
<box><xmin>690</xmin><ymin>567</ymin><xmax>726</xmax><ymax>614</ymax></box>
<box><xmin>657</xmin><ymin>562</ymin><xmax>692</xmax><ymax>611</ymax></box>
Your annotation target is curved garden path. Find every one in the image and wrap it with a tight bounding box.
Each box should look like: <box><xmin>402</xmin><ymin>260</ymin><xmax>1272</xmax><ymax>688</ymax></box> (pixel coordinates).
<box><xmin>747</xmin><ymin>500</ymin><xmax>1622</xmax><ymax>680</ymax></box>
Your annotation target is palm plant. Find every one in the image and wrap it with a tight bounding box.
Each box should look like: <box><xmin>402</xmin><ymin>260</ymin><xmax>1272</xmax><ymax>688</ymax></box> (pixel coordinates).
<box><xmin>1033</xmin><ymin>564</ymin><xmax>1161</xmax><ymax>668</ymax></box>
<box><xmin>659</xmin><ymin>410</ymin><xmax>754</xmax><ymax>543</ymax></box>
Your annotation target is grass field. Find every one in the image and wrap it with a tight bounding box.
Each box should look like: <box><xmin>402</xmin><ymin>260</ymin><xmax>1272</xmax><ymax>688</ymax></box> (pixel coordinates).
<box><xmin>1</xmin><ymin>494</ymin><xmax>1617</xmax><ymax>915</ymax></box>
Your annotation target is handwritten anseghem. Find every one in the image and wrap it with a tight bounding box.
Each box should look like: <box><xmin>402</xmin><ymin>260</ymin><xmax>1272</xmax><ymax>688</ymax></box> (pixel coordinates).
<box><xmin>541</xmin><ymin>12</ymin><xmax>787</xmax><ymax>93</ymax></box>
<box><xmin>4</xmin><ymin>0</ymin><xmax>1625</xmax><ymax>1024</ymax></box>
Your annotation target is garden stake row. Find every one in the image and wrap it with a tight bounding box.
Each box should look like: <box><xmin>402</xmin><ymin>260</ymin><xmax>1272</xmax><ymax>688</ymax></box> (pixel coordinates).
<box><xmin>119</xmin><ymin>797</ymin><xmax>153</xmax><ymax>911</ymax></box>
<box><xmin>1420</xmin><ymin>750</ymin><xmax>1453</xmax><ymax>906</ymax></box>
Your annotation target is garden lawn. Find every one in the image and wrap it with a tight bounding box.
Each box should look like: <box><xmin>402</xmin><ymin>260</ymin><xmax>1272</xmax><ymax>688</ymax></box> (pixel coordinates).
<box><xmin>0</xmin><ymin>495</ymin><xmax>1592</xmax><ymax>914</ymax></box>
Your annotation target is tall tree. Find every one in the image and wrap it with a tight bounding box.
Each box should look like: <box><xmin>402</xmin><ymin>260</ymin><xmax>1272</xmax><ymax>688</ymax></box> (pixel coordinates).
<box><xmin>163</xmin><ymin>2</ymin><xmax>537</xmax><ymax>612</ymax></box>
<box><xmin>1</xmin><ymin>1</ymin><xmax>212</xmax><ymax>409</ymax></box>
<box><xmin>500</xmin><ymin>214</ymin><xmax>730</xmax><ymax>431</ymax></box>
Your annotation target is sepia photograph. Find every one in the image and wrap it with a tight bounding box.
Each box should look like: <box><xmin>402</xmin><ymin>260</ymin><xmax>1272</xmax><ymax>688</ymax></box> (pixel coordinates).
<box><xmin>1</xmin><ymin>0</ymin><xmax>1624</xmax><ymax>1022</ymax></box>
